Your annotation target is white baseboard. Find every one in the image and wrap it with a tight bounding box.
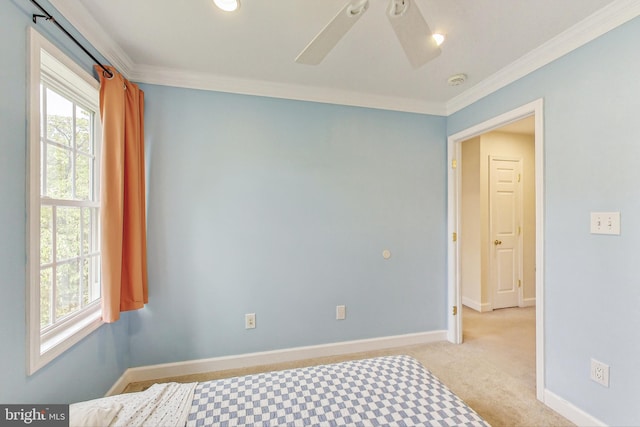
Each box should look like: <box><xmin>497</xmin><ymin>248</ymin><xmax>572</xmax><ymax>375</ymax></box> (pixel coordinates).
<box><xmin>105</xmin><ymin>371</ymin><xmax>135</xmax><ymax>397</ymax></box>
<box><xmin>462</xmin><ymin>297</ymin><xmax>492</xmax><ymax>312</ymax></box>
<box><xmin>106</xmin><ymin>330</ymin><xmax>447</xmax><ymax>396</ymax></box>
<box><xmin>462</xmin><ymin>296</ymin><xmax>536</xmax><ymax>311</ymax></box>
<box><xmin>544</xmin><ymin>389</ymin><xmax>606</xmax><ymax>427</ymax></box>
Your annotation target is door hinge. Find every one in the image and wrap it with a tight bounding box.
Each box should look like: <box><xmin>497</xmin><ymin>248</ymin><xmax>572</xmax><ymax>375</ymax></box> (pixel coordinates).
<box><xmin>518</xmin><ymin>226</ymin><xmax>522</xmax><ymax>236</ymax></box>
<box><xmin>518</xmin><ymin>279</ymin><xmax>522</xmax><ymax>288</ymax></box>
<box><xmin>517</xmin><ymin>173</ymin><xmax>521</xmax><ymax>182</ymax></box>
<box><xmin>452</xmin><ymin>305</ymin><xmax>458</xmax><ymax>316</ymax></box>
<box><xmin>452</xmin><ymin>232</ymin><xmax>457</xmax><ymax>242</ymax></box>
<box><xmin>452</xmin><ymin>159</ymin><xmax>457</xmax><ymax>169</ymax></box>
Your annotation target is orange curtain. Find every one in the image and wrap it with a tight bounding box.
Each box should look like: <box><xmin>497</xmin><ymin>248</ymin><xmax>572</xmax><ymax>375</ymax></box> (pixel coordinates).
<box><xmin>96</xmin><ymin>65</ymin><xmax>148</xmax><ymax>323</ymax></box>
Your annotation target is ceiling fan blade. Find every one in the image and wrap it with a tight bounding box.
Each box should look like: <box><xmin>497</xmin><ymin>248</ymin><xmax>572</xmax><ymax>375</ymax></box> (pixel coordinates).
<box><xmin>295</xmin><ymin>0</ymin><xmax>370</xmax><ymax>65</ymax></box>
<box><xmin>387</xmin><ymin>0</ymin><xmax>440</xmax><ymax>68</ymax></box>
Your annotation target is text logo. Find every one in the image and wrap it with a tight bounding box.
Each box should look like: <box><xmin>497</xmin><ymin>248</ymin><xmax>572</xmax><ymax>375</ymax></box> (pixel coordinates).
<box><xmin>1</xmin><ymin>405</ymin><xmax>68</xmax><ymax>426</ymax></box>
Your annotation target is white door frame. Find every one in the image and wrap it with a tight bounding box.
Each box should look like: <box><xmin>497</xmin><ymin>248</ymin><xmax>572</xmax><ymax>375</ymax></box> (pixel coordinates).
<box><xmin>446</xmin><ymin>98</ymin><xmax>545</xmax><ymax>401</ymax></box>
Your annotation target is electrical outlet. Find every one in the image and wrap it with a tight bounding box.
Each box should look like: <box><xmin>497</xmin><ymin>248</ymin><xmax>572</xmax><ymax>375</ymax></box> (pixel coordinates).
<box><xmin>336</xmin><ymin>305</ymin><xmax>346</xmax><ymax>320</ymax></box>
<box><xmin>245</xmin><ymin>313</ymin><xmax>256</xmax><ymax>329</ymax></box>
<box><xmin>590</xmin><ymin>358</ymin><xmax>609</xmax><ymax>387</ymax></box>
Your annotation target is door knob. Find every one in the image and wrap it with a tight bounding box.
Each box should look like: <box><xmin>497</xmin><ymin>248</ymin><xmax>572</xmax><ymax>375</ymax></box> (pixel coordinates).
<box><xmin>494</xmin><ymin>240</ymin><xmax>502</xmax><ymax>245</ymax></box>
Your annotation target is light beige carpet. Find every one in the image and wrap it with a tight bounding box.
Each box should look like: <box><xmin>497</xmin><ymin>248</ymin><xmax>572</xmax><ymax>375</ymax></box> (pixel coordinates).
<box><xmin>124</xmin><ymin>306</ymin><xmax>573</xmax><ymax>426</ymax></box>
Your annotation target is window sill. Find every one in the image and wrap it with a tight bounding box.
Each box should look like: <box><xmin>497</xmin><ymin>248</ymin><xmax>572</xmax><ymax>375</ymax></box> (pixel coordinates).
<box><xmin>29</xmin><ymin>305</ymin><xmax>103</xmax><ymax>375</ymax></box>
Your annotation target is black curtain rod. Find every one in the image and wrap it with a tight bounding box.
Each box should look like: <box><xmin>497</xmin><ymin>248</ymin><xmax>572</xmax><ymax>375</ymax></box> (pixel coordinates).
<box><xmin>29</xmin><ymin>0</ymin><xmax>114</xmax><ymax>78</ymax></box>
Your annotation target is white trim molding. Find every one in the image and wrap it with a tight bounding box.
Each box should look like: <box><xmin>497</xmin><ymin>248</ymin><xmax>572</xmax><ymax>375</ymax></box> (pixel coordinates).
<box><xmin>47</xmin><ymin>0</ymin><xmax>134</xmax><ymax>77</ymax></box>
<box><xmin>461</xmin><ymin>297</ymin><xmax>492</xmax><ymax>313</ymax></box>
<box><xmin>106</xmin><ymin>330</ymin><xmax>446</xmax><ymax>396</ymax></box>
<box><xmin>446</xmin><ymin>0</ymin><xmax>640</xmax><ymax>114</ymax></box>
<box><xmin>129</xmin><ymin>64</ymin><xmax>447</xmax><ymax>116</ymax></box>
<box><xmin>447</xmin><ymin>99</ymin><xmax>545</xmax><ymax>402</ymax></box>
<box><xmin>544</xmin><ymin>390</ymin><xmax>606</xmax><ymax>427</ymax></box>
<box><xmin>48</xmin><ymin>0</ymin><xmax>640</xmax><ymax>116</ymax></box>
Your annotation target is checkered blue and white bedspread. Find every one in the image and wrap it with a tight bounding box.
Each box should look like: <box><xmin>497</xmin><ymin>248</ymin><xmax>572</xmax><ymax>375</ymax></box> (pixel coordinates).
<box><xmin>186</xmin><ymin>355</ymin><xmax>489</xmax><ymax>426</ymax></box>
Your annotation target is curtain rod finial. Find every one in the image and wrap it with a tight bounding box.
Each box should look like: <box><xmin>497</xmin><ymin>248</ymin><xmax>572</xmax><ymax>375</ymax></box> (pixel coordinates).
<box><xmin>32</xmin><ymin>14</ymin><xmax>53</xmax><ymax>24</ymax></box>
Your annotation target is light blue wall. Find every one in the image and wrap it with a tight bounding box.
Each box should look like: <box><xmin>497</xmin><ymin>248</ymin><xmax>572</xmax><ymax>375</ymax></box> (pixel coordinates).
<box><xmin>448</xmin><ymin>17</ymin><xmax>640</xmax><ymax>426</ymax></box>
<box><xmin>0</xmin><ymin>0</ymin><xmax>130</xmax><ymax>404</ymax></box>
<box><xmin>129</xmin><ymin>84</ymin><xmax>448</xmax><ymax>366</ymax></box>
<box><xmin>3</xmin><ymin>0</ymin><xmax>638</xmax><ymax>424</ymax></box>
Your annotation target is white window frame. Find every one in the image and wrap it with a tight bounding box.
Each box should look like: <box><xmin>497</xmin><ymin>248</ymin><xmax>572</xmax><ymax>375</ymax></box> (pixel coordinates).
<box><xmin>27</xmin><ymin>28</ymin><xmax>103</xmax><ymax>375</ymax></box>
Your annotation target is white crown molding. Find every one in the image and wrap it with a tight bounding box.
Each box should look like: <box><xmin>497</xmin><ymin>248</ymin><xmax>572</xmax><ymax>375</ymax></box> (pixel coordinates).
<box><xmin>446</xmin><ymin>0</ymin><xmax>640</xmax><ymax>115</ymax></box>
<box><xmin>47</xmin><ymin>0</ymin><xmax>134</xmax><ymax>77</ymax></box>
<box><xmin>130</xmin><ymin>64</ymin><xmax>447</xmax><ymax>116</ymax></box>
<box><xmin>37</xmin><ymin>0</ymin><xmax>444</xmax><ymax>115</ymax></box>
<box><xmin>47</xmin><ymin>0</ymin><xmax>639</xmax><ymax>116</ymax></box>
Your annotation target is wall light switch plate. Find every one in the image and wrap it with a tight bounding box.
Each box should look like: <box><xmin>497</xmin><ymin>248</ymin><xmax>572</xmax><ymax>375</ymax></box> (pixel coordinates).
<box><xmin>590</xmin><ymin>212</ymin><xmax>620</xmax><ymax>235</ymax></box>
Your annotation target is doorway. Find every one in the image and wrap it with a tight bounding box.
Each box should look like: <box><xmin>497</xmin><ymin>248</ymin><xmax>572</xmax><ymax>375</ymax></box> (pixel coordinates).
<box><xmin>459</xmin><ymin>131</ymin><xmax>534</xmax><ymax>312</ymax></box>
<box><xmin>447</xmin><ymin>99</ymin><xmax>544</xmax><ymax>401</ymax></box>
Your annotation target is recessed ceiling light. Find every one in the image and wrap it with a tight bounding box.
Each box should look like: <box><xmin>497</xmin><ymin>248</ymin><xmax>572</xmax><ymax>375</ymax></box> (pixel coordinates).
<box><xmin>432</xmin><ymin>33</ymin><xmax>445</xmax><ymax>46</ymax></box>
<box><xmin>448</xmin><ymin>73</ymin><xmax>467</xmax><ymax>86</ymax></box>
<box><xmin>214</xmin><ymin>0</ymin><xmax>239</xmax><ymax>12</ymax></box>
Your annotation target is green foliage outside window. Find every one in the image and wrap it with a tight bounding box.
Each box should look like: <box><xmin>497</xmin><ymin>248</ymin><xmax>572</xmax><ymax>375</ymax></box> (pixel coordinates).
<box><xmin>40</xmin><ymin>86</ymin><xmax>99</xmax><ymax>329</ymax></box>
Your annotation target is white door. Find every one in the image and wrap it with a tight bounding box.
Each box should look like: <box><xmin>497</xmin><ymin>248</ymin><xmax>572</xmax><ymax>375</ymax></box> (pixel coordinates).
<box><xmin>489</xmin><ymin>156</ymin><xmax>522</xmax><ymax>309</ymax></box>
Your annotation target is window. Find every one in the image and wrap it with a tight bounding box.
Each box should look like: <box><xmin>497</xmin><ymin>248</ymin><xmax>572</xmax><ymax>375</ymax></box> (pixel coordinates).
<box><xmin>27</xmin><ymin>29</ymin><xmax>103</xmax><ymax>374</ymax></box>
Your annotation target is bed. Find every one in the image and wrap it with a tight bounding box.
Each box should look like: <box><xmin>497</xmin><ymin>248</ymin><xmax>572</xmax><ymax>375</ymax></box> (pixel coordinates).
<box><xmin>70</xmin><ymin>355</ymin><xmax>489</xmax><ymax>426</ymax></box>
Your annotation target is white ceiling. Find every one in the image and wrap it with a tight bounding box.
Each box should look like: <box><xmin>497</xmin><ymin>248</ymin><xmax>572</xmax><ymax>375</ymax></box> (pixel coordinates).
<box><xmin>47</xmin><ymin>0</ymin><xmax>637</xmax><ymax>115</ymax></box>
